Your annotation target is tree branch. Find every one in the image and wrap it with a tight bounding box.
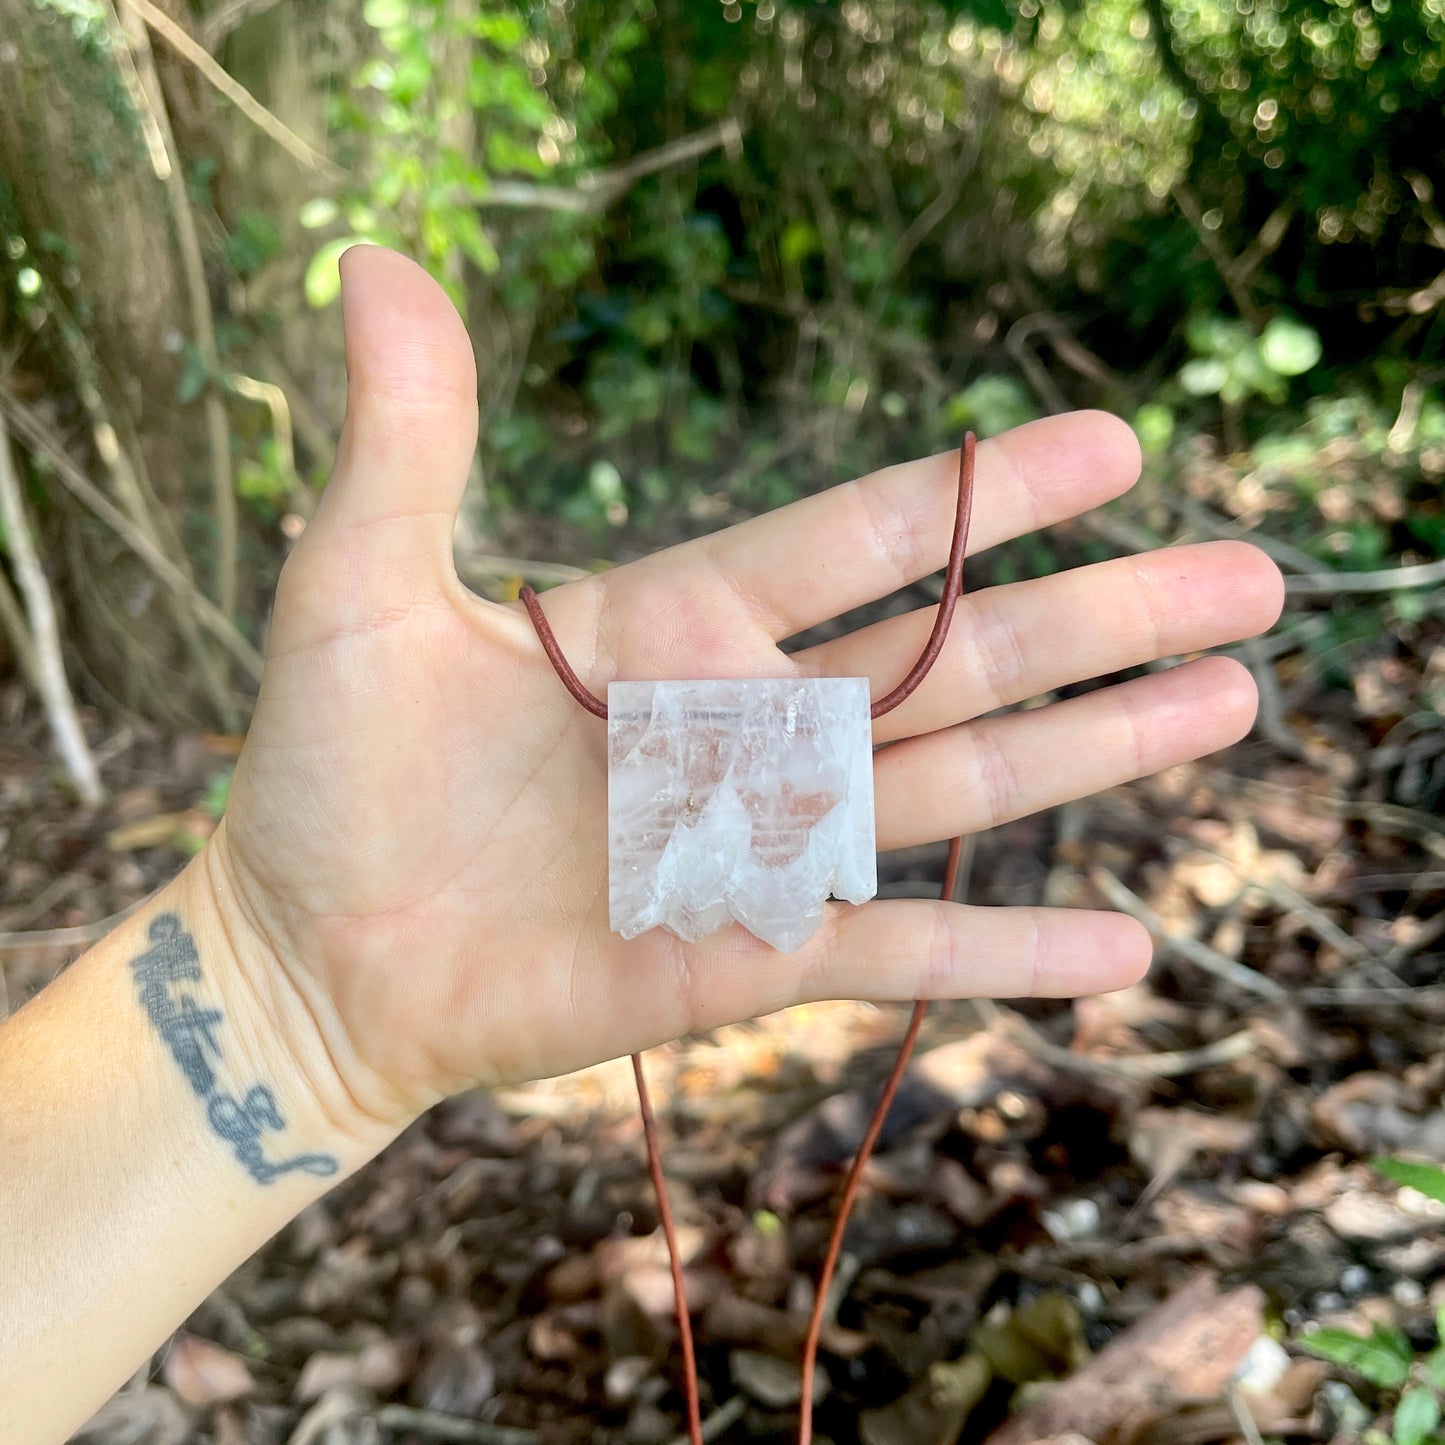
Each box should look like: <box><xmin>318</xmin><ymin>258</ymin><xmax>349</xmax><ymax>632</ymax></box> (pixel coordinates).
<box><xmin>1283</xmin><ymin>554</ymin><xmax>1445</xmax><ymax>596</ymax></box>
<box><xmin>0</xmin><ymin>388</ymin><xmax>264</xmax><ymax>683</ymax></box>
<box><xmin>479</xmin><ymin>119</ymin><xmax>743</xmax><ymax>213</ymax></box>
<box><xmin>0</xmin><ymin>413</ymin><xmax>104</xmax><ymax>804</ymax></box>
<box><xmin>1088</xmin><ymin>865</ymin><xmax>1286</xmax><ymax>1000</ymax></box>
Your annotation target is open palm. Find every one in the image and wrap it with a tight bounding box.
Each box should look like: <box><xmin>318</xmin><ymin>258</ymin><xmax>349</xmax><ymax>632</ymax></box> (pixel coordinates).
<box><xmin>214</xmin><ymin>247</ymin><xmax>1283</xmax><ymax>1132</ymax></box>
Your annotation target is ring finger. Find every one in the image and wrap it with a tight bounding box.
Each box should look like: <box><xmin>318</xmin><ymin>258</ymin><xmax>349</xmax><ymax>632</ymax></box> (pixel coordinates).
<box><xmin>873</xmin><ymin>655</ymin><xmax>1259</xmax><ymax>849</ymax></box>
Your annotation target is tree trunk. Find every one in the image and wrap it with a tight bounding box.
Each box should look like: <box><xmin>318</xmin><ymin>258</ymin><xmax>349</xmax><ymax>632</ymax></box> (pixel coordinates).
<box><xmin>0</xmin><ymin>0</ymin><xmax>225</xmax><ymax>720</ymax></box>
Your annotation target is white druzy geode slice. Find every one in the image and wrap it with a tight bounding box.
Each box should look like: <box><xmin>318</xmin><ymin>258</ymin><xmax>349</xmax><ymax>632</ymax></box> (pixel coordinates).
<box><xmin>607</xmin><ymin>678</ymin><xmax>877</xmax><ymax>953</ymax></box>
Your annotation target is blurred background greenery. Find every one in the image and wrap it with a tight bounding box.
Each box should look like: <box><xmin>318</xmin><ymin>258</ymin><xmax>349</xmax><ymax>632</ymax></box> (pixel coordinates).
<box><xmin>0</xmin><ymin>0</ymin><xmax>1442</xmax><ymax>726</ymax></box>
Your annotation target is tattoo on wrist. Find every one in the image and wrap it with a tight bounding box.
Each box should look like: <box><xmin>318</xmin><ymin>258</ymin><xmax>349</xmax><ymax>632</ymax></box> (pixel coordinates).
<box><xmin>130</xmin><ymin>913</ymin><xmax>339</xmax><ymax>1186</ymax></box>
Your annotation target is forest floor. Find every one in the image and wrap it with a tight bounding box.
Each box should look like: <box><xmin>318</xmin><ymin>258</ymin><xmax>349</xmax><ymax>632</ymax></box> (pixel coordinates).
<box><xmin>4</xmin><ymin>475</ymin><xmax>1445</xmax><ymax>1445</ymax></box>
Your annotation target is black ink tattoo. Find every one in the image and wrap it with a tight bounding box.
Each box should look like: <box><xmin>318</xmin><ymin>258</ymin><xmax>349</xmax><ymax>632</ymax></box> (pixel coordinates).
<box><xmin>131</xmin><ymin>913</ymin><xmax>339</xmax><ymax>1186</ymax></box>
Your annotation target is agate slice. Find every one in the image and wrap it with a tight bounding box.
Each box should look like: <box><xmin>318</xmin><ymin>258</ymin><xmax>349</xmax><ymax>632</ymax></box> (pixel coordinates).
<box><xmin>607</xmin><ymin>679</ymin><xmax>876</xmax><ymax>952</ymax></box>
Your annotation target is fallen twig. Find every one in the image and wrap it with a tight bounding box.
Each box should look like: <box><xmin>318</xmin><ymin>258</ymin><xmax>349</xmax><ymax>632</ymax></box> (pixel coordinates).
<box><xmin>1184</xmin><ymin>835</ymin><xmax>1367</xmax><ymax>961</ymax></box>
<box><xmin>1382</xmin><ymin>909</ymin><xmax>1445</xmax><ymax>970</ymax></box>
<box><xmin>1226</xmin><ymin>1383</ymin><xmax>1269</xmax><ymax>1445</ymax></box>
<box><xmin>1213</xmin><ymin>771</ymin><xmax>1445</xmax><ymax>860</ymax></box>
<box><xmin>667</xmin><ymin>1395</ymin><xmax>747</xmax><ymax>1445</ymax></box>
<box><xmin>1283</xmin><ymin>554</ymin><xmax>1445</xmax><ymax>596</ymax></box>
<box><xmin>375</xmin><ymin>1404</ymin><xmax>538</xmax><ymax>1444</ymax></box>
<box><xmin>1297</xmin><ymin>983</ymin><xmax>1445</xmax><ymax>1008</ymax></box>
<box><xmin>0</xmin><ymin>414</ymin><xmax>103</xmax><ymax>805</ymax></box>
<box><xmin>1089</xmin><ymin>866</ymin><xmax>1287</xmax><ymax>1000</ymax></box>
<box><xmin>1240</xmin><ymin>634</ymin><xmax>1307</xmax><ymax>760</ymax></box>
<box><xmin>999</xmin><ymin>1011</ymin><xmax>1259</xmax><ymax>1079</ymax></box>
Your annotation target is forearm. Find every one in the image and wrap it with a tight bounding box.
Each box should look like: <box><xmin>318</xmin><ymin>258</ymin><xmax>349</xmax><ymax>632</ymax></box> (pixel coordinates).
<box><xmin>0</xmin><ymin>850</ymin><xmax>398</xmax><ymax>1444</ymax></box>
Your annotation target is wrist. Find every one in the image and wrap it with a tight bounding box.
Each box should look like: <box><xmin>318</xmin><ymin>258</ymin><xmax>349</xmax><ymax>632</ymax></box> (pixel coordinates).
<box><xmin>0</xmin><ymin>840</ymin><xmax>399</xmax><ymax>1442</ymax></box>
<box><xmin>171</xmin><ymin>837</ymin><xmax>407</xmax><ymax>1177</ymax></box>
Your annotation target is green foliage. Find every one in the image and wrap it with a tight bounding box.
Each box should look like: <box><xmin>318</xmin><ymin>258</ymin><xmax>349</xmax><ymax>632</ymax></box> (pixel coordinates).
<box><xmin>944</xmin><ymin>376</ymin><xmax>1040</xmax><ymax>439</ymax></box>
<box><xmin>263</xmin><ymin>0</ymin><xmax>1445</xmax><ymax>525</ymax></box>
<box><xmin>1373</xmin><ymin>1159</ymin><xmax>1445</xmax><ymax>1207</ymax></box>
<box><xmin>11</xmin><ymin>0</ymin><xmax>1435</xmax><ymax>549</ymax></box>
<box><xmin>1179</xmin><ymin>314</ymin><xmax>1322</xmax><ymax>406</ymax></box>
<box><xmin>34</xmin><ymin>0</ymin><xmax>109</xmax><ymax>46</ymax></box>
<box><xmin>236</xmin><ymin>440</ymin><xmax>294</xmax><ymax>515</ymax></box>
<box><xmin>307</xmin><ymin>0</ymin><xmax>646</xmax><ymax>308</ymax></box>
<box><xmin>1397</xmin><ymin>1387</ymin><xmax>1445</xmax><ymax>1445</ymax></box>
<box><xmin>1299</xmin><ymin>1163</ymin><xmax>1445</xmax><ymax>1445</ymax></box>
<box><xmin>202</xmin><ymin>765</ymin><xmax>234</xmax><ymax>822</ymax></box>
<box><xmin>222</xmin><ymin>212</ymin><xmax>282</xmax><ymax>281</ymax></box>
<box><xmin>1301</xmin><ymin>1325</ymin><xmax>1412</xmax><ymax>1390</ymax></box>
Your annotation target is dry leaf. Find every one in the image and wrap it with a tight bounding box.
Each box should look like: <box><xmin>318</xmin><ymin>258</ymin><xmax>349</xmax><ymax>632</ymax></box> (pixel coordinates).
<box><xmin>985</xmin><ymin>1275</ymin><xmax>1265</xmax><ymax>1445</ymax></box>
<box><xmin>162</xmin><ymin>1332</ymin><xmax>256</xmax><ymax>1406</ymax></box>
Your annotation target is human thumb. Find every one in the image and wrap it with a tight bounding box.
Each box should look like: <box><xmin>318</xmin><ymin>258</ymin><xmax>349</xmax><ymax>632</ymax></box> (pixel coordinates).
<box><xmin>286</xmin><ymin>245</ymin><xmax>479</xmax><ymax>630</ymax></box>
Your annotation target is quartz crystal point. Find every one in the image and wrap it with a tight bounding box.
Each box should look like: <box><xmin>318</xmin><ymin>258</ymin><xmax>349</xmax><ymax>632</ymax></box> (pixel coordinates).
<box><xmin>607</xmin><ymin>679</ymin><xmax>877</xmax><ymax>952</ymax></box>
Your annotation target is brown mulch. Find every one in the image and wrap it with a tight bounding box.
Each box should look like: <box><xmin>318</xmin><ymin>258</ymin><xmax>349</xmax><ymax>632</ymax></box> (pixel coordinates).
<box><xmin>4</xmin><ymin>525</ymin><xmax>1444</xmax><ymax>1445</ymax></box>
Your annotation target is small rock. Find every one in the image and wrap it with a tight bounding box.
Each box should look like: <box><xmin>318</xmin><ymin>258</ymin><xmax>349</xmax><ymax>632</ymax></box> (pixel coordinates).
<box><xmin>1340</xmin><ymin>1264</ymin><xmax>1371</xmax><ymax>1294</ymax></box>
<box><xmin>408</xmin><ymin>1342</ymin><xmax>496</xmax><ymax>1415</ymax></box>
<box><xmin>1324</xmin><ymin>1191</ymin><xmax>1421</xmax><ymax>1243</ymax></box>
<box><xmin>605</xmin><ymin>1356</ymin><xmax>655</xmax><ymax>1404</ymax></box>
<box><xmin>731</xmin><ymin>1349</ymin><xmax>824</xmax><ymax>1408</ymax></box>
<box><xmin>624</xmin><ymin>1402</ymin><xmax>674</xmax><ymax>1443</ymax></box>
<box><xmin>1394</xmin><ymin>1278</ymin><xmax>1426</xmax><ymax>1306</ymax></box>
<box><xmin>1042</xmin><ymin>1197</ymin><xmax>1100</xmax><ymax>1243</ymax></box>
<box><xmin>296</xmin><ymin>1353</ymin><xmax>363</xmax><ymax>1404</ymax></box>
<box><xmin>1233</xmin><ymin>1335</ymin><xmax>1291</xmax><ymax>1398</ymax></box>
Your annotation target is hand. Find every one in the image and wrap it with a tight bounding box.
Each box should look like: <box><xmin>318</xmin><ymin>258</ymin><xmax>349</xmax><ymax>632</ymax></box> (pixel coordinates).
<box><xmin>209</xmin><ymin>246</ymin><xmax>1283</xmax><ymax>1135</ymax></box>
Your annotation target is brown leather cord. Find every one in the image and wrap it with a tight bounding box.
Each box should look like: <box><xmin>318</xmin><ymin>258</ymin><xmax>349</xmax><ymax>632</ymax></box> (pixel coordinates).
<box><xmin>521</xmin><ymin>433</ymin><xmax>978</xmax><ymax>1444</ymax></box>
<box><xmin>795</xmin><ymin>834</ymin><xmax>965</xmax><ymax>1443</ymax></box>
<box><xmin>519</xmin><ymin>585</ymin><xmax>609</xmax><ymax>718</ymax></box>
<box><xmin>633</xmin><ymin>1052</ymin><xmax>704</xmax><ymax>1442</ymax></box>
<box><xmin>869</xmin><ymin>431</ymin><xmax>975</xmax><ymax>720</ymax></box>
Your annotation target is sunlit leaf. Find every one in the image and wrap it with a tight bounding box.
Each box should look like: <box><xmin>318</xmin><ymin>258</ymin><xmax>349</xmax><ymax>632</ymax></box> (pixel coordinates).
<box><xmin>778</xmin><ymin>220</ymin><xmax>821</xmax><ymax>269</ymax></box>
<box><xmin>298</xmin><ymin>197</ymin><xmax>338</xmax><ymax>230</ymax></box>
<box><xmin>1185</xmin><ymin>314</ymin><xmax>1247</xmax><ymax>357</ymax></box>
<box><xmin>1179</xmin><ymin>357</ymin><xmax>1228</xmax><ymax>396</ymax></box>
<box><xmin>1374</xmin><ymin>1158</ymin><xmax>1445</xmax><ymax>1205</ymax></box>
<box><xmin>1299</xmin><ymin>1326</ymin><xmax>1411</xmax><ymax>1388</ymax></box>
<box><xmin>1424</xmin><ymin>1345</ymin><xmax>1445</xmax><ymax>1393</ymax></box>
<box><xmin>1133</xmin><ymin>401</ymin><xmax>1175</xmax><ymax>453</ymax></box>
<box><xmin>362</xmin><ymin>0</ymin><xmax>408</xmax><ymax>29</ymax></box>
<box><xmin>304</xmin><ymin>236</ymin><xmax>366</xmax><ymax>308</ymax></box>
<box><xmin>1260</xmin><ymin>317</ymin><xmax>1323</xmax><ymax>376</ymax></box>
<box><xmin>1394</xmin><ymin>1386</ymin><xmax>1442</xmax><ymax>1445</ymax></box>
<box><xmin>943</xmin><ymin>374</ymin><xmax>1039</xmax><ymax>437</ymax></box>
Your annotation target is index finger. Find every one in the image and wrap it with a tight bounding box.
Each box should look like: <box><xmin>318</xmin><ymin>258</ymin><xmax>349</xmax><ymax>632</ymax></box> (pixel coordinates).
<box><xmin>644</xmin><ymin>411</ymin><xmax>1142</xmax><ymax>641</ymax></box>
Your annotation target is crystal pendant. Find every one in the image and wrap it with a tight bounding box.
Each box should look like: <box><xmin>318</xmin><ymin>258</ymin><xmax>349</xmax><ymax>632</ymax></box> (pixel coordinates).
<box><xmin>607</xmin><ymin>679</ymin><xmax>877</xmax><ymax>952</ymax></box>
